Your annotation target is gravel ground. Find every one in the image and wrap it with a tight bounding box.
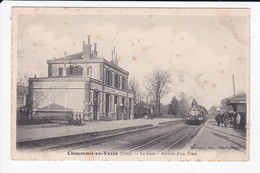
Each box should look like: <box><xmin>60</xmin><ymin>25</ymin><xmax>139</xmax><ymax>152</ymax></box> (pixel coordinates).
<box><xmin>186</xmin><ymin>119</ymin><xmax>248</xmax><ymax>161</ymax></box>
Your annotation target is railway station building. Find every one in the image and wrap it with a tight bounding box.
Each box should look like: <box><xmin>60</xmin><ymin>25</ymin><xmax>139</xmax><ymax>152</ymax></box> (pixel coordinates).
<box><xmin>28</xmin><ymin>36</ymin><xmax>134</xmax><ymax>121</ymax></box>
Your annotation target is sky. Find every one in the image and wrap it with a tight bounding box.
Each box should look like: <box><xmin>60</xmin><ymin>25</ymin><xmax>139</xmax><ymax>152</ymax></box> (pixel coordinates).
<box><xmin>15</xmin><ymin>8</ymin><xmax>249</xmax><ymax>109</ymax></box>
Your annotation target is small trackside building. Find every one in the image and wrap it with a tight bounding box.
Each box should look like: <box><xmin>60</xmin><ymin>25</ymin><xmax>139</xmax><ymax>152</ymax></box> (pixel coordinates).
<box><xmin>28</xmin><ymin>36</ymin><xmax>134</xmax><ymax>122</ymax></box>
<box><xmin>226</xmin><ymin>96</ymin><xmax>247</xmax><ymax>130</ymax></box>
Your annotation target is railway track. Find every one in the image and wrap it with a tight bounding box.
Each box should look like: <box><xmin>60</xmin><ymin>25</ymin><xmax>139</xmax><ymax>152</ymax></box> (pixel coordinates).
<box><xmin>66</xmin><ymin>123</ymin><xmax>203</xmax><ymax>152</ymax></box>
<box><xmin>35</xmin><ymin>125</ymin><xmax>158</xmax><ymax>152</ymax></box>
<box><xmin>18</xmin><ymin>120</ymin><xmax>201</xmax><ymax>152</ymax></box>
<box><xmin>55</xmin><ymin>123</ymin><xmax>187</xmax><ymax>152</ymax></box>
<box><xmin>126</xmin><ymin>124</ymin><xmax>203</xmax><ymax>152</ymax></box>
<box><xmin>17</xmin><ymin>120</ymin><xmax>186</xmax><ymax>149</ymax></box>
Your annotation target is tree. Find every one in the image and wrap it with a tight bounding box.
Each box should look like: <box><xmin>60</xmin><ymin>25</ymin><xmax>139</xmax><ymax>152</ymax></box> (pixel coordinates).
<box><xmin>128</xmin><ymin>78</ymin><xmax>140</xmax><ymax>104</ymax></box>
<box><xmin>168</xmin><ymin>96</ymin><xmax>179</xmax><ymax>115</ymax></box>
<box><xmin>138</xmin><ymin>92</ymin><xmax>146</xmax><ymax>103</ymax></box>
<box><xmin>208</xmin><ymin>105</ymin><xmax>218</xmax><ymax>118</ymax></box>
<box><xmin>146</xmin><ymin>69</ymin><xmax>171</xmax><ymax>117</ymax></box>
<box><xmin>160</xmin><ymin>103</ymin><xmax>170</xmax><ymax>116</ymax></box>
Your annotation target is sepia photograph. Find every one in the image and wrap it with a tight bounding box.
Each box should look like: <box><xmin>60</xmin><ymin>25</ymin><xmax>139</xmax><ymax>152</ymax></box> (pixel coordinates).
<box><xmin>11</xmin><ymin>7</ymin><xmax>249</xmax><ymax>161</ymax></box>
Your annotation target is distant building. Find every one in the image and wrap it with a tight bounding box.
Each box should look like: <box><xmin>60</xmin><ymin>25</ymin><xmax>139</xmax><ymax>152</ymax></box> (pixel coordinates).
<box><xmin>28</xmin><ymin>36</ymin><xmax>134</xmax><ymax>121</ymax></box>
<box><xmin>17</xmin><ymin>84</ymin><xmax>28</xmax><ymax>120</ymax></box>
<box><xmin>17</xmin><ymin>84</ymin><xmax>28</xmax><ymax>108</ymax></box>
<box><xmin>134</xmin><ymin>101</ymin><xmax>153</xmax><ymax>119</ymax></box>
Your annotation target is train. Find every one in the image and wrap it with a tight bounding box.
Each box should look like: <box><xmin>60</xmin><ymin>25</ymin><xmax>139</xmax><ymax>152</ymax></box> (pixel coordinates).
<box><xmin>186</xmin><ymin>99</ymin><xmax>208</xmax><ymax>125</ymax></box>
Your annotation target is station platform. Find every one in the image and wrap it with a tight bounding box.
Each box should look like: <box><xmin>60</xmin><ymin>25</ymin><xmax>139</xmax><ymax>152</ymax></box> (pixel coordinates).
<box><xmin>17</xmin><ymin>118</ymin><xmax>183</xmax><ymax>142</ymax></box>
<box><xmin>184</xmin><ymin>118</ymin><xmax>248</xmax><ymax>160</ymax></box>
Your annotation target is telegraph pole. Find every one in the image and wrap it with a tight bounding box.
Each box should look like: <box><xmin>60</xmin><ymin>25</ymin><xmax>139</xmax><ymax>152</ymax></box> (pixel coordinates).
<box><xmin>147</xmin><ymin>94</ymin><xmax>149</xmax><ymax>118</ymax></box>
<box><xmin>232</xmin><ymin>74</ymin><xmax>236</xmax><ymax>97</ymax></box>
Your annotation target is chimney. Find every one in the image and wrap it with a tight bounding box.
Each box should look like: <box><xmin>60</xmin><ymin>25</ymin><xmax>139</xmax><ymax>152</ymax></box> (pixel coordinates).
<box><xmin>83</xmin><ymin>36</ymin><xmax>92</xmax><ymax>59</ymax></box>
<box><xmin>111</xmin><ymin>46</ymin><xmax>118</xmax><ymax>65</ymax></box>
<box><xmin>88</xmin><ymin>36</ymin><xmax>90</xmax><ymax>44</ymax></box>
<box><xmin>92</xmin><ymin>43</ymin><xmax>98</xmax><ymax>57</ymax></box>
<box><xmin>63</xmin><ymin>51</ymin><xmax>67</xmax><ymax>76</ymax></box>
<box><xmin>82</xmin><ymin>41</ymin><xmax>85</xmax><ymax>58</ymax></box>
<box><xmin>114</xmin><ymin>53</ymin><xmax>118</xmax><ymax>65</ymax></box>
<box><xmin>113</xmin><ymin>46</ymin><xmax>116</xmax><ymax>57</ymax></box>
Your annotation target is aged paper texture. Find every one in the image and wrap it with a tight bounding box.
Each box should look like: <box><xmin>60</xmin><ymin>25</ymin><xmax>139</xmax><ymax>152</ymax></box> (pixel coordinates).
<box><xmin>11</xmin><ymin>7</ymin><xmax>249</xmax><ymax>161</ymax></box>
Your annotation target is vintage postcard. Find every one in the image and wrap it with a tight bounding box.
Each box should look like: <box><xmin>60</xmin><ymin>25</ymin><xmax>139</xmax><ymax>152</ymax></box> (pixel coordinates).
<box><xmin>12</xmin><ymin>7</ymin><xmax>249</xmax><ymax>161</ymax></box>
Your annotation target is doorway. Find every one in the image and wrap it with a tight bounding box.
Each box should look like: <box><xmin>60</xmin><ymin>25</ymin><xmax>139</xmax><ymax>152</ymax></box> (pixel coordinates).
<box><xmin>115</xmin><ymin>95</ymin><xmax>118</xmax><ymax>119</ymax></box>
<box><xmin>105</xmin><ymin>94</ymin><xmax>110</xmax><ymax>117</ymax></box>
<box><xmin>93</xmin><ymin>91</ymin><xmax>98</xmax><ymax>120</ymax></box>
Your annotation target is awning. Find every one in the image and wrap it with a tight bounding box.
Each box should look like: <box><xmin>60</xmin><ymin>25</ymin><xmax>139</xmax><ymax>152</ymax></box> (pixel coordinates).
<box><xmin>226</xmin><ymin>96</ymin><xmax>247</xmax><ymax>105</ymax></box>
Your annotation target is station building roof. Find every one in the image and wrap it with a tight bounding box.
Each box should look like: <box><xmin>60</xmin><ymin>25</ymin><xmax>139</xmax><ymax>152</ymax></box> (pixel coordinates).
<box><xmin>46</xmin><ymin>52</ymin><xmax>129</xmax><ymax>75</ymax></box>
<box><xmin>226</xmin><ymin>96</ymin><xmax>247</xmax><ymax>105</ymax></box>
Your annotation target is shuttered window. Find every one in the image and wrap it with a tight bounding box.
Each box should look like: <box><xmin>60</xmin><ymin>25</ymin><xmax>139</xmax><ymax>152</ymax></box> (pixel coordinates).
<box><xmin>114</xmin><ymin>74</ymin><xmax>119</xmax><ymax>88</ymax></box>
<box><xmin>122</xmin><ymin>77</ymin><xmax>126</xmax><ymax>90</ymax></box>
<box><xmin>105</xmin><ymin>70</ymin><xmax>112</xmax><ymax>86</ymax></box>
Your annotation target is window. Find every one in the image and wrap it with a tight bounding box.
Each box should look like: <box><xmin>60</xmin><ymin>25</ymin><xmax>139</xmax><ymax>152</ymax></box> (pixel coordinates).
<box><xmin>58</xmin><ymin>67</ymin><xmax>63</xmax><ymax>77</ymax></box>
<box><xmin>118</xmin><ymin>76</ymin><xmax>121</xmax><ymax>89</ymax></box>
<box><xmin>106</xmin><ymin>70</ymin><xmax>109</xmax><ymax>85</ymax></box>
<box><xmin>17</xmin><ymin>96</ymin><xmax>25</xmax><ymax>106</ymax></box>
<box><xmin>104</xmin><ymin>69</ymin><xmax>107</xmax><ymax>83</ymax></box>
<box><xmin>87</xmin><ymin>67</ymin><xmax>92</xmax><ymax>77</ymax></box>
<box><xmin>48</xmin><ymin>64</ymin><xmax>53</xmax><ymax>77</ymax></box>
<box><xmin>68</xmin><ymin>65</ymin><xmax>83</xmax><ymax>76</ymax></box>
<box><xmin>106</xmin><ymin>70</ymin><xmax>112</xmax><ymax>86</ymax></box>
<box><xmin>111</xmin><ymin>72</ymin><xmax>114</xmax><ymax>86</ymax></box>
<box><xmin>114</xmin><ymin>74</ymin><xmax>119</xmax><ymax>88</ymax></box>
<box><xmin>122</xmin><ymin>77</ymin><xmax>126</xmax><ymax>90</ymax></box>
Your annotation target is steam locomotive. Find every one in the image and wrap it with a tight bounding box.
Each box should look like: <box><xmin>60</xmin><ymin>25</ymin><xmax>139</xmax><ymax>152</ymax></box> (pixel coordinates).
<box><xmin>186</xmin><ymin>99</ymin><xmax>208</xmax><ymax>125</ymax></box>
